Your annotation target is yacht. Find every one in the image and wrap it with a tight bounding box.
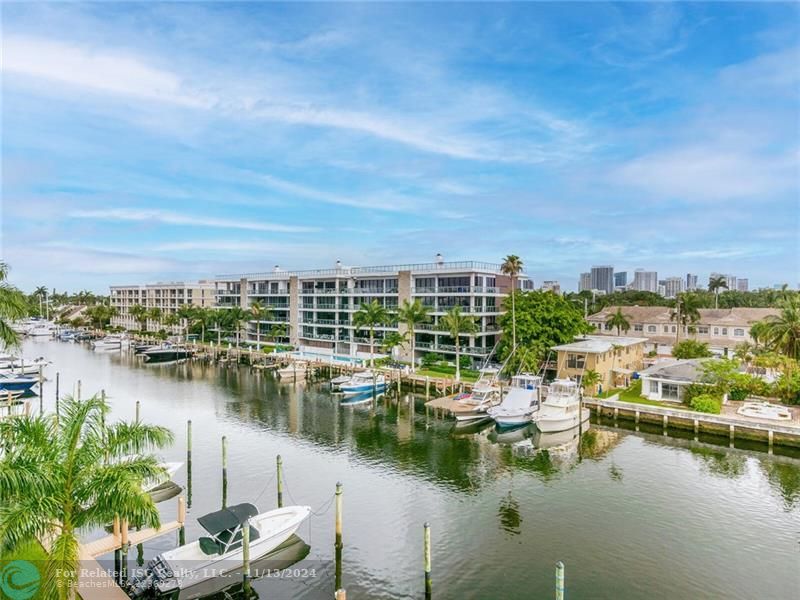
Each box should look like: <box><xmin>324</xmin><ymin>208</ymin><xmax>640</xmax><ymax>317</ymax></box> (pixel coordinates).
<box><xmin>28</xmin><ymin>323</ymin><xmax>55</xmax><ymax>337</ymax></box>
<box><xmin>0</xmin><ymin>357</ymin><xmax>50</xmax><ymax>376</ymax></box>
<box><xmin>339</xmin><ymin>371</ymin><xmax>386</xmax><ymax>395</ymax></box>
<box><xmin>128</xmin><ymin>503</ymin><xmax>311</xmax><ymax>596</ymax></box>
<box><xmin>330</xmin><ymin>373</ymin><xmax>354</xmax><ymax>389</ymax></box>
<box><xmin>277</xmin><ymin>361</ymin><xmax>307</xmax><ymax>380</ymax></box>
<box><xmin>450</xmin><ymin>367</ymin><xmax>503</xmax><ymax>422</ymax></box>
<box><xmin>91</xmin><ymin>335</ymin><xmax>126</xmax><ymax>350</ymax></box>
<box><xmin>487</xmin><ymin>374</ymin><xmax>542</xmax><ymax>429</ymax></box>
<box><xmin>534</xmin><ymin>379</ymin><xmax>589</xmax><ymax>433</ymax></box>
<box><xmin>142</xmin><ymin>347</ymin><xmax>193</xmax><ymax>364</ymax></box>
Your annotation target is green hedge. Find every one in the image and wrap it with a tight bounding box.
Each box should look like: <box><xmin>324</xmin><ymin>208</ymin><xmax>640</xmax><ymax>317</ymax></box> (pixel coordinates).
<box><xmin>689</xmin><ymin>393</ymin><xmax>722</xmax><ymax>414</ymax></box>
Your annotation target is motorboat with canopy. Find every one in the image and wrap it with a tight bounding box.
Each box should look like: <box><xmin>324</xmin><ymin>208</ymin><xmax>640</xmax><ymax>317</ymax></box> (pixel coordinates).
<box><xmin>487</xmin><ymin>374</ymin><xmax>542</xmax><ymax>429</ymax></box>
<box><xmin>450</xmin><ymin>367</ymin><xmax>503</xmax><ymax>422</ymax></box>
<box><xmin>129</xmin><ymin>502</ymin><xmax>310</xmax><ymax>596</ymax></box>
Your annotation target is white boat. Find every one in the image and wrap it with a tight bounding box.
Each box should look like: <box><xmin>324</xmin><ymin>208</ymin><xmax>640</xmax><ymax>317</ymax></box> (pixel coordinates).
<box><xmin>339</xmin><ymin>371</ymin><xmax>386</xmax><ymax>395</ymax></box>
<box><xmin>487</xmin><ymin>374</ymin><xmax>542</xmax><ymax>429</ymax></box>
<box><xmin>451</xmin><ymin>367</ymin><xmax>503</xmax><ymax>422</ymax></box>
<box><xmin>129</xmin><ymin>503</ymin><xmax>311</xmax><ymax>596</ymax></box>
<box><xmin>0</xmin><ymin>357</ymin><xmax>50</xmax><ymax>376</ymax></box>
<box><xmin>330</xmin><ymin>374</ymin><xmax>353</xmax><ymax>389</ymax></box>
<box><xmin>277</xmin><ymin>361</ymin><xmax>307</xmax><ymax>380</ymax></box>
<box><xmin>144</xmin><ymin>461</ymin><xmax>184</xmax><ymax>493</ymax></box>
<box><xmin>91</xmin><ymin>335</ymin><xmax>125</xmax><ymax>349</ymax></box>
<box><xmin>534</xmin><ymin>379</ymin><xmax>589</xmax><ymax>433</ymax></box>
<box><xmin>27</xmin><ymin>324</ymin><xmax>55</xmax><ymax>337</ymax></box>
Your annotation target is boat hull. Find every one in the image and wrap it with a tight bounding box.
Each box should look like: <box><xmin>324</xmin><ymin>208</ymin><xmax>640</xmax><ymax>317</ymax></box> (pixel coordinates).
<box><xmin>0</xmin><ymin>379</ymin><xmax>38</xmax><ymax>393</ymax></box>
<box><xmin>492</xmin><ymin>413</ymin><xmax>534</xmax><ymax>429</ymax></box>
<box><xmin>340</xmin><ymin>382</ymin><xmax>386</xmax><ymax>395</ymax></box>
<box><xmin>535</xmin><ymin>411</ymin><xmax>589</xmax><ymax>433</ymax></box>
<box><xmin>144</xmin><ymin>350</ymin><xmax>192</xmax><ymax>363</ymax></box>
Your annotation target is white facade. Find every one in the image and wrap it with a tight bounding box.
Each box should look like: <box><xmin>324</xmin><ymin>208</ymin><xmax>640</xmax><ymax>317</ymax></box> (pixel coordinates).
<box><xmin>110</xmin><ymin>280</ymin><xmax>216</xmax><ymax>332</ymax></box>
<box><xmin>664</xmin><ymin>277</ymin><xmax>684</xmax><ymax>298</ymax></box>
<box><xmin>631</xmin><ymin>269</ymin><xmax>658</xmax><ymax>293</ymax></box>
<box><xmin>215</xmin><ymin>259</ymin><xmax>527</xmax><ymax>364</ymax></box>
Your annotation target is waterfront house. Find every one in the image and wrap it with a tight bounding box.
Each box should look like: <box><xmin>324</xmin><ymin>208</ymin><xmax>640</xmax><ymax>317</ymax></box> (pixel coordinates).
<box><xmin>638</xmin><ymin>359</ymin><xmax>707</xmax><ymax>403</ymax></box>
<box><xmin>551</xmin><ymin>335</ymin><xmax>647</xmax><ymax>393</ymax></box>
<box><xmin>586</xmin><ymin>306</ymin><xmax>778</xmax><ymax>356</ymax></box>
<box><xmin>214</xmin><ymin>256</ymin><xmax>533</xmax><ymax>365</ymax></box>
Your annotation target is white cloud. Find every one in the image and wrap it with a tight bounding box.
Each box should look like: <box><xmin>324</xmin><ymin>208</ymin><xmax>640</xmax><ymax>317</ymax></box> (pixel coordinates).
<box><xmin>68</xmin><ymin>208</ymin><xmax>318</xmax><ymax>233</ymax></box>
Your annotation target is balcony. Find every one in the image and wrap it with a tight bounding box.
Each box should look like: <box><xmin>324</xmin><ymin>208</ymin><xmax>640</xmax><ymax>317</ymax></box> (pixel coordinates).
<box><xmin>412</xmin><ymin>286</ymin><xmax>501</xmax><ymax>294</ymax></box>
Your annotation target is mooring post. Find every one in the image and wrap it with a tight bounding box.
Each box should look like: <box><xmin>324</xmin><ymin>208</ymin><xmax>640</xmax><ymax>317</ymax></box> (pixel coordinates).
<box><xmin>335</xmin><ymin>590</ymin><xmax>347</xmax><ymax>600</ymax></box>
<box><xmin>276</xmin><ymin>455</ymin><xmax>284</xmax><ymax>508</ymax></box>
<box><xmin>425</xmin><ymin>376</ymin><xmax>430</xmax><ymax>399</ymax></box>
<box><xmin>135</xmin><ymin>400</ymin><xmax>141</xmax><ymax>423</ymax></box>
<box><xmin>76</xmin><ymin>379</ymin><xmax>81</xmax><ymax>401</ymax></box>
<box><xmin>424</xmin><ymin>522</ymin><xmax>432</xmax><ymax>598</ymax></box>
<box><xmin>120</xmin><ymin>518</ymin><xmax>129</xmax><ymax>585</ymax></box>
<box><xmin>556</xmin><ymin>561</ymin><xmax>565</xmax><ymax>600</ymax></box>
<box><xmin>222</xmin><ymin>435</ymin><xmax>228</xmax><ymax>508</ymax></box>
<box><xmin>768</xmin><ymin>430</ymin><xmax>774</xmax><ymax>454</ymax></box>
<box><xmin>55</xmin><ymin>371</ymin><xmax>60</xmax><ymax>417</ymax></box>
<box><xmin>187</xmin><ymin>420</ymin><xmax>193</xmax><ymax>508</ymax></box>
<box><xmin>335</xmin><ymin>481</ymin><xmax>343</xmax><ymax>591</ymax></box>
<box><xmin>178</xmin><ymin>496</ymin><xmax>186</xmax><ymax>545</ymax></box>
<box><xmin>38</xmin><ymin>365</ymin><xmax>44</xmax><ymax>415</ymax></box>
<box><xmin>635</xmin><ymin>410</ymin><xmax>640</xmax><ymax>424</ymax></box>
<box><xmin>242</xmin><ymin>517</ymin><xmax>251</xmax><ymax>594</ymax></box>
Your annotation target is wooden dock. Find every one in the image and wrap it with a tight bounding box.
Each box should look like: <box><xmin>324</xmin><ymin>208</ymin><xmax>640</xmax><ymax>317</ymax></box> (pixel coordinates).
<box><xmin>585</xmin><ymin>397</ymin><xmax>800</xmax><ymax>448</ymax></box>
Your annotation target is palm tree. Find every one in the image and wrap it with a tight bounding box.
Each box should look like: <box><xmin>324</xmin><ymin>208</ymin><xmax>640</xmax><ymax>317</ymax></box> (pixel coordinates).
<box><xmin>440</xmin><ymin>306</ymin><xmax>478</xmax><ymax>381</ymax></box>
<box><xmin>0</xmin><ymin>262</ymin><xmax>27</xmax><ymax>348</ymax></box>
<box><xmin>396</xmin><ymin>299</ymin><xmax>431</xmax><ymax>372</ymax></box>
<box><xmin>0</xmin><ymin>394</ymin><xmax>173</xmax><ymax>599</ymax></box>
<box><xmin>581</xmin><ymin>369</ymin><xmax>601</xmax><ymax>396</ymax></box>
<box><xmin>353</xmin><ymin>300</ymin><xmax>390</xmax><ymax>367</ymax></box>
<box><xmin>381</xmin><ymin>331</ymin><xmax>407</xmax><ymax>358</ymax></box>
<box><xmin>129</xmin><ymin>304</ymin><xmax>148</xmax><ymax>332</ymax></box>
<box><xmin>501</xmin><ymin>255</ymin><xmax>524</xmax><ymax>351</ymax></box>
<box><xmin>250</xmin><ymin>301</ymin><xmax>273</xmax><ymax>348</ymax></box>
<box><xmin>148</xmin><ymin>307</ymin><xmax>163</xmax><ymax>331</ymax></box>
<box><xmin>34</xmin><ymin>285</ymin><xmax>48</xmax><ymax>318</ymax></box>
<box><xmin>749</xmin><ymin>320</ymin><xmax>769</xmax><ymax>349</ymax></box>
<box><xmin>606</xmin><ymin>307</ymin><xmax>630</xmax><ymax>336</ymax></box>
<box><xmin>762</xmin><ymin>297</ymin><xmax>800</xmax><ymax>360</ymax></box>
<box><xmin>225</xmin><ymin>307</ymin><xmax>249</xmax><ymax>347</ymax></box>
<box><xmin>708</xmin><ymin>275</ymin><xmax>728</xmax><ymax>309</ymax></box>
<box><xmin>270</xmin><ymin>323</ymin><xmax>288</xmax><ymax>344</ymax></box>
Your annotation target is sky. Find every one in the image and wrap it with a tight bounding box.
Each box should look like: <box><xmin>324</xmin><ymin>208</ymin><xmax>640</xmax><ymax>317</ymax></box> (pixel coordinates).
<box><xmin>1</xmin><ymin>1</ymin><xmax>798</xmax><ymax>293</ymax></box>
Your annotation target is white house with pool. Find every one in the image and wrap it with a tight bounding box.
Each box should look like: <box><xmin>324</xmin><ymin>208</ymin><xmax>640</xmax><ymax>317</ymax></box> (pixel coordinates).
<box><xmin>638</xmin><ymin>359</ymin><xmax>709</xmax><ymax>403</ymax></box>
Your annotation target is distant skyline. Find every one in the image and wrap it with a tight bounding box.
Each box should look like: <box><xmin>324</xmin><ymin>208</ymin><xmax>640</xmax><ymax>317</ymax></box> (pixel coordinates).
<box><xmin>2</xmin><ymin>2</ymin><xmax>798</xmax><ymax>293</ymax></box>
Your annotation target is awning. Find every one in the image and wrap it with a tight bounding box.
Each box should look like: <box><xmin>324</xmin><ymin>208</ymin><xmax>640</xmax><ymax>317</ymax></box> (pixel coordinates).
<box><xmin>198</xmin><ymin>502</ymin><xmax>258</xmax><ymax>535</ymax></box>
<box><xmin>612</xmin><ymin>367</ymin><xmax>634</xmax><ymax>375</ymax></box>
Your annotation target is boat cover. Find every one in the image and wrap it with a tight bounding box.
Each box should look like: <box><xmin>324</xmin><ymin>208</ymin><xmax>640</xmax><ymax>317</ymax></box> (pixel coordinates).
<box><xmin>198</xmin><ymin>502</ymin><xmax>259</xmax><ymax>535</ymax></box>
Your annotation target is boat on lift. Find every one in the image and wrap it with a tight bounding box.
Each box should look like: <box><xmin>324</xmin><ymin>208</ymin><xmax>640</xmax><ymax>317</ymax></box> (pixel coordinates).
<box><xmin>487</xmin><ymin>374</ymin><xmax>542</xmax><ymax>429</ymax></box>
<box><xmin>128</xmin><ymin>503</ymin><xmax>311</xmax><ymax>596</ymax></box>
<box><xmin>450</xmin><ymin>367</ymin><xmax>503</xmax><ymax>422</ymax></box>
<box><xmin>339</xmin><ymin>371</ymin><xmax>386</xmax><ymax>395</ymax></box>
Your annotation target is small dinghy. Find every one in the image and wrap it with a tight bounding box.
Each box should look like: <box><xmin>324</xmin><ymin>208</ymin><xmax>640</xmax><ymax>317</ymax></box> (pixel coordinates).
<box><xmin>129</xmin><ymin>503</ymin><xmax>311</xmax><ymax>596</ymax></box>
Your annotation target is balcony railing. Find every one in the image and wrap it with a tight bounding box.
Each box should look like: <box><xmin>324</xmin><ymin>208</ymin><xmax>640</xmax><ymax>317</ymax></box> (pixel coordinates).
<box><xmin>412</xmin><ymin>286</ymin><xmax>500</xmax><ymax>294</ymax></box>
<box><xmin>414</xmin><ymin>341</ymin><xmax>490</xmax><ymax>355</ymax></box>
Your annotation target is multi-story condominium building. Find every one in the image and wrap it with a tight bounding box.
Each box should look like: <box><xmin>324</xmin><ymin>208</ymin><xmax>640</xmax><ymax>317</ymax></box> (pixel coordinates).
<box><xmin>541</xmin><ymin>281</ymin><xmax>561</xmax><ymax>294</ymax></box>
<box><xmin>630</xmin><ymin>269</ymin><xmax>658</xmax><ymax>293</ymax></box>
<box><xmin>614</xmin><ymin>271</ymin><xmax>628</xmax><ymax>288</ymax></box>
<box><xmin>590</xmin><ymin>265</ymin><xmax>614</xmax><ymax>295</ymax></box>
<box><xmin>737</xmin><ymin>278</ymin><xmax>749</xmax><ymax>292</ymax></box>
<box><xmin>686</xmin><ymin>273</ymin><xmax>698</xmax><ymax>290</ymax></box>
<box><xmin>214</xmin><ymin>258</ymin><xmax>530</xmax><ymax>365</ymax></box>
<box><xmin>110</xmin><ymin>280</ymin><xmax>216</xmax><ymax>331</ymax></box>
<box><xmin>586</xmin><ymin>306</ymin><xmax>779</xmax><ymax>355</ymax></box>
<box><xmin>663</xmin><ymin>276</ymin><xmax>684</xmax><ymax>298</ymax></box>
<box><xmin>578</xmin><ymin>272</ymin><xmax>591</xmax><ymax>292</ymax></box>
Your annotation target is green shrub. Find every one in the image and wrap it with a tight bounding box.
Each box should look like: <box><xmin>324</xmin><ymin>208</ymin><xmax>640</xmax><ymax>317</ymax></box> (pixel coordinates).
<box><xmin>683</xmin><ymin>383</ymin><xmax>707</xmax><ymax>404</ymax></box>
<box><xmin>421</xmin><ymin>353</ymin><xmax>443</xmax><ymax>368</ymax></box>
<box><xmin>459</xmin><ymin>355</ymin><xmax>472</xmax><ymax>369</ymax></box>
<box><xmin>729</xmin><ymin>388</ymin><xmax>748</xmax><ymax>402</ymax></box>
<box><xmin>672</xmin><ymin>339</ymin><xmax>713</xmax><ymax>359</ymax></box>
<box><xmin>690</xmin><ymin>394</ymin><xmax>722</xmax><ymax>414</ymax></box>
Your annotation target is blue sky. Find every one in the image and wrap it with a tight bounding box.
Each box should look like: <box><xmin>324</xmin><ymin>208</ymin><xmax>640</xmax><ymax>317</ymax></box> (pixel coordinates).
<box><xmin>2</xmin><ymin>2</ymin><xmax>798</xmax><ymax>293</ymax></box>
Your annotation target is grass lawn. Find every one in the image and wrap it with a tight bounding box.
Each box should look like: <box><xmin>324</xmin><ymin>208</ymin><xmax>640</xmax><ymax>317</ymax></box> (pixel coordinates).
<box><xmin>612</xmin><ymin>381</ymin><xmax>674</xmax><ymax>408</ymax></box>
<box><xmin>416</xmin><ymin>367</ymin><xmax>480</xmax><ymax>382</ymax></box>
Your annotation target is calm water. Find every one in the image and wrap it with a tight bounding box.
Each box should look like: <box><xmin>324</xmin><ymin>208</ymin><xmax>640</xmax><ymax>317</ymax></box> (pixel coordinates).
<box><xmin>25</xmin><ymin>339</ymin><xmax>800</xmax><ymax>599</ymax></box>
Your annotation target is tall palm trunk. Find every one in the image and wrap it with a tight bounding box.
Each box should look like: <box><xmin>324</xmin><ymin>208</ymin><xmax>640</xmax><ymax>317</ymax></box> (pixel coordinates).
<box><xmin>455</xmin><ymin>337</ymin><xmax>461</xmax><ymax>381</ymax></box>
<box><xmin>369</xmin><ymin>328</ymin><xmax>375</xmax><ymax>367</ymax></box>
<box><xmin>410</xmin><ymin>326</ymin><xmax>416</xmax><ymax>373</ymax></box>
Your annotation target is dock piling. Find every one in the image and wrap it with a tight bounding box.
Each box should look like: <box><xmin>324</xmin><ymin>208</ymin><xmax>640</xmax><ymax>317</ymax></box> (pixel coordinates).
<box><xmin>187</xmin><ymin>420</ymin><xmax>193</xmax><ymax>508</ymax></box>
<box><xmin>135</xmin><ymin>400</ymin><xmax>140</xmax><ymax>423</ymax></box>
<box><xmin>55</xmin><ymin>372</ymin><xmax>59</xmax><ymax>417</ymax></box>
<box><xmin>222</xmin><ymin>436</ymin><xmax>228</xmax><ymax>509</ymax></box>
<box><xmin>276</xmin><ymin>455</ymin><xmax>284</xmax><ymax>508</ymax></box>
<box><xmin>556</xmin><ymin>561</ymin><xmax>565</xmax><ymax>600</ymax></box>
<box><xmin>335</xmin><ymin>590</ymin><xmax>347</xmax><ymax>600</ymax></box>
<box><xmin>38</xmin><ymin>365</ymin><xmax>44</xmax><ymax>415</ymax></box>
<box><xmin>335</xmin><ymin>481</ymin><xmax>343</xmax><ymax>590</ymax></box>
<box><xmin>424</xmin><ymin>522</ymin><xmax>432</xmax><ymax>598</ymax></box>
<box><xmin>242</xmin><ymin>517</ymin><xmax>251</xmax><ymax>594</ymax></box>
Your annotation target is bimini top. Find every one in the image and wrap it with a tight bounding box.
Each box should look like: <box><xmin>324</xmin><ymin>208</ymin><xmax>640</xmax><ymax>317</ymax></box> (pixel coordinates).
<box><xmin>198</xmin><ymin>503</ymin><xmax>259</xmax><ymax>535</ymax></box>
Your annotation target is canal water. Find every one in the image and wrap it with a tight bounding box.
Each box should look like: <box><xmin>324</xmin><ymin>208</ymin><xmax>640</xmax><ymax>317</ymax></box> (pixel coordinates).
<box><xmin>24</xmin><ymin>339</ymin><xmax>800</xmax><ymax>599</ymax></box>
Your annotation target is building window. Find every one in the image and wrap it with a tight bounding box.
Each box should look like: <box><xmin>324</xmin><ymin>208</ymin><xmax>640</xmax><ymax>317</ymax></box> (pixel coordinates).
<box><xmin>722</xmin><ymin>328</ymin><xmax>728</xmax><ymax>335</ymax></box>
<box><xmin>734</xmin><ymin>328</ymin><xmax>744</xmax><ymax>336</ymax></box>
<box><xmin>671</xmin><ymin>326</ymin><xmax>676</xmax><ymax>333</ymax></box>
<box><xmin>662</xmin><ymin>383</ymin><xmax>679</xmax><ymax>400</ymax></box>
<box><xmin>697</xmin><ymin>326</ymin><xmax>709</xmax><ymax>335</ymax></box>
<box><xmin>714</xmin><ymin>328</ymin><xmax>719</xmax><ymax>335</ymax></box>
<box><xmin>663</xmin><ymin>326</ymin><xmax>670</xmax><ymax>333</ymax></box>
<box><xmin>566</xmin><ymin>354</ymin><xmax>585</xmax><ymax>369</ymax></box>
<box><xmin>634</xmin><ymin>324</ymin><xmax>643</xmax><ymax>332</ymax></box>
<box><xmin>605</xmin><ymin>323</ymin><xmax>613</xmax><ymax>331</ymax></box>
<box><xmin>647</xmin><ymin>325</ymin><xmax>656</xmax><ymax>333</ymax></box>
<box><xmin>649</xmin><ymin>380</ymin><xmax>659</xmax><ymax>394</ymax></box>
